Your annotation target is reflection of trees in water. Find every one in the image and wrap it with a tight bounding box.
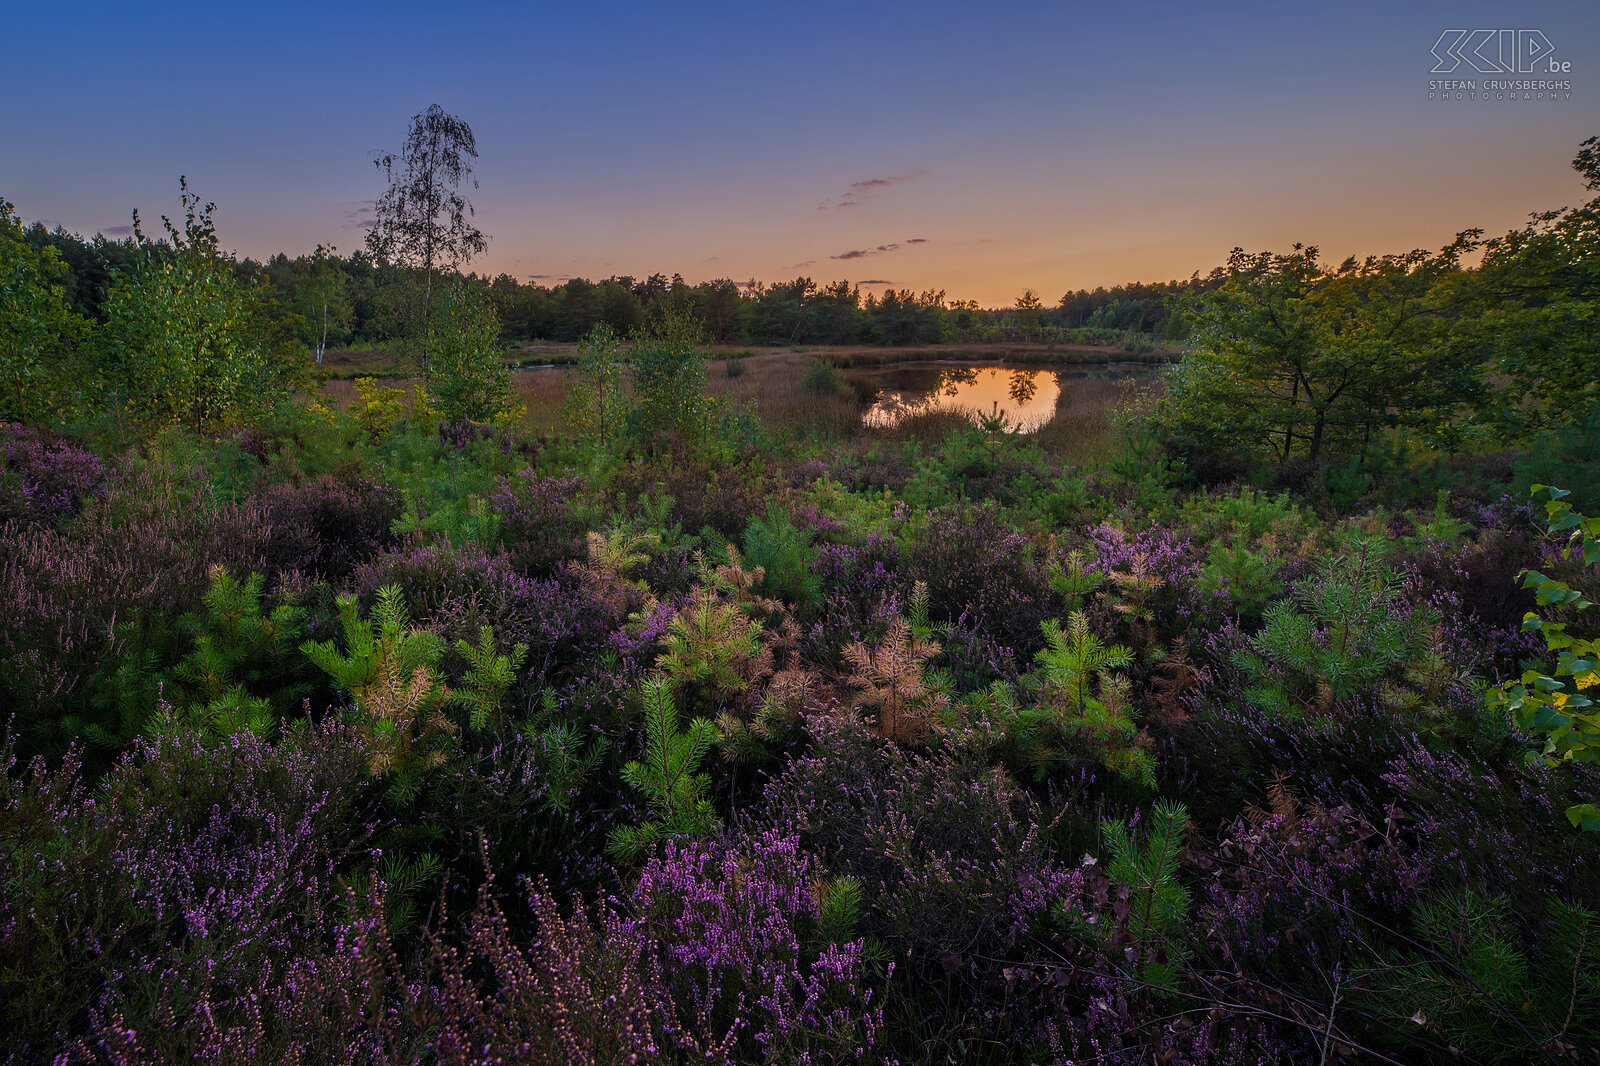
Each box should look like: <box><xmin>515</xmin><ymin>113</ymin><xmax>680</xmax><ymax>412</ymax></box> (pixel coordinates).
<box><xmin>937</xmin><ymin>367</ymin><xmax>978</xmax><ymax>397</ymax></box>
<box><xmin>935</xmin><ymin>367</ymin><xmax>1038</xmax><ymax>405</ymax></box>
<box><xmin>1008</xmin><ymin>370</ymin><xmax>1037</xmax><ymax>406</ymax></box>
<box><xmin>866</xmin><ymin>366</ymin><xmax>1067</xmax><ymax>431</ymax></box>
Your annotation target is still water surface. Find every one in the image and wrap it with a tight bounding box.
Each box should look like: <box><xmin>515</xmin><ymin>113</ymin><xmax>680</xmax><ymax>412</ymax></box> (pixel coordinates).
<box><xmin>858</xmin><ymin>363</ymin><xmax>1150</xmax><ymax>433</ymax></box>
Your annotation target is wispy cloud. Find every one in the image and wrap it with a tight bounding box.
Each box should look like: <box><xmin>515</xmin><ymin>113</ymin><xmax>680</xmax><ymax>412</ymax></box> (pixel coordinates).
<box><xmin>337</xmin><ymin>200</ymin><xmax>377</xmax><ymax>228</ymax></box>
<box><xmin>99</xmin><ymin>225</ymin><xmax>135</xmax><ymax>237</ymax></box>
<box><xmin>858</xmin><ymin>279</ymin><xmax>892</xmax><ymax>285</ymax></box>
<box><xmin>829</xmin><ymin>237</ymin><xmax>928</xmax><ymax>261</ymax></box>
<box><xmin>819</xmin><ymin>169</ymin><xmax>927</xmax><ymax>210</ymax></box>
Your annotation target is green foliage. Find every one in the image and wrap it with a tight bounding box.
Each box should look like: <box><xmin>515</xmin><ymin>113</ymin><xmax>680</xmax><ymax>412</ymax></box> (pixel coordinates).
<box><xmin>0</xmin><ymin>198</ymin><xmax>90</xmax><ymax>422</ymax></box>
<box><xmin>448</xmin><ymin>625</ymin><xmax>528</xmax><ymax>733</ymax></box>
<box><xmin>562</xmin><ymin>321</ymin><xmax>628</xmax><ymax>441</ymax></box>
<box><xmin>607</xmin><ymin>674</ymin><xmax>720</xmax><ymax>861</ymax></box>
<box><xmin>1155</xmin><ymin>243</ymin><xmax>1479</xmax><ymax>471</ymax></box>
<box><xmin>1196</xmin><ymin>533</ymin><xmax>1283</xmax><ymax>621</ymax></box>
<box><xmin>523</xmin><ymin>715</ymin><xmax>611</xmax><ymax>815</ymax></box>
<box><xmin>299</xmin><ymin>586</ymin><xmax>455</xmax><ymax>800</ymax></box>
<box><xmin>424</xmin><ymin>279</ymin><xmax>518</xmax><ymax>425</ymax></box>
<box><xmin>1047</xmin><ymin>549</ymin><xmax>1104</xmax><ymax>614</ymax></box>
<box><xmin>657</xmin><ymin>586</ymin><xmax>772</xmax><ymax>709</ymax></box>
<box><xmin>1022</xmin><ymin>613</ymin><xmax>1153</xmax><ymax>785</ymax></box>
<box><xmin>801</xmin><ymin>358</ymin><xmax>847</xmax><ymax>396</ymax></box>
<box><xmin>287</xmin><ymin>244</ymin><xmax>353</xmax><ymax>363</ymax></box>
<box><xmin>627</xmin><ymin>310</ymin><xmax>716</xmax><ymax>441</ymax></box>
<box><xmin>1064</xmin><ymin>799</ymin><xmax>1191</xmax><ymax>990</ymax></box>
<box><xmin>1468</xmin><ymin>154</ymin><xmax>1600</xmax><ymax>437</ymax></box>
<box><xmin>1366</xmin><ymin>892</ymin><xmax>1600</xmax><ymax>1063</ymax></box>
<box><xmin>1035</xmin><ymin>613</ymin><xmax>1134</xmax><ymax>710</ymax></box>
<box><xmin>741</xmin><ymin>507</ymin><xmax>821</xmax><ymax>608</ymax></box>
<box><xmin>170</xmin><ymin>566</ymin><xmax>308</xmax><ymax>732</ymax></box>
<box><xmin>1235</xmin><ymin>533</ymin><xmax>1424</xmax><ymax>721</ymax></box>
<box><xmin>1513</xmin><ymin>404</ymin><xmax>1600</xmax><ymax>515</ymax></box>
<box><xmin>1178</xmin><ymin>485</ymin><xmax>1310</xmax><ymax>544</ymax></box>
<box><xmin>1495</xmin><ymin>486</ymin><xmax>1600</xmax><ymax>829</ymax></box>
<box><xmin>103</xmin><ymin>178</ymin><xmax>305</xmax><ymax>432</ymax></box>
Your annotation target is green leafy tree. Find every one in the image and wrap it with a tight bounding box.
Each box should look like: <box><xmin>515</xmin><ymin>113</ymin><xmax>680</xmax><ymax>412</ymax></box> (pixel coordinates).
<box><xmin>290</xmin><ymin>244</ymin><xmax>353</xmax><ymax>363</ymax></box>
<box><xmin>103</xmin><ymin>178</ymin><xmax>305</xmax><ymax>432</ymax></box>
<box><xmin>1495</xmin><ymin>486</ymin><xmax>1600</xmax><ymax>829</ymax></box>
<box><xmin>0</xmin><ymin>199</ymin><xmax>90</xmax><ymax>422</ymax></box>
<box><xmin>424</xmin><ymin>279</ymin><xmax>518</xmax><ymax>424</ymax></box>
<box><xmin>1157</xmin><ymin>242</ymin><xmax>1478</xmax><ymax>470</ymax></box>
<box><xmin>561</xmin><ymin>321</ymin><xmax>628</xmax><ymax>441</ymax></box>
<box><xmin>627</xmin><ymin>309</ymin><xmax>714</xmax><ymax>440</ymax></box>
<box><xmin>367</xmin><ymin>103</ymin><xmax>489</xmax><ymax>374</ymax></box>
<box><xmin>1464</xmin><ymin>138</ymin><xmax>1600</xmax><ymax>437</ymax></box>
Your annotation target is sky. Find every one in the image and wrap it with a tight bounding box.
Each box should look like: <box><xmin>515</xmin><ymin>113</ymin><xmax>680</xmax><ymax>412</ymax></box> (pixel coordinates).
<box><xmin>2</xmin><ymin>0</ymin><xmax>1596</xmax><ymax>307</ymax></box>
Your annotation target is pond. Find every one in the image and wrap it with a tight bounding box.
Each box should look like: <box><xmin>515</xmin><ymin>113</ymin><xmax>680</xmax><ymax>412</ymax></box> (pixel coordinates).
<box><xmin>856</xmin><ymin>363</ymin><xmax>1154</xmax><ymax>433</ymax></box>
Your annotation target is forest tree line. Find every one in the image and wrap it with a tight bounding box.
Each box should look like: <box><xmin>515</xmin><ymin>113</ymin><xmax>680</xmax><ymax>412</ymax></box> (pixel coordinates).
<box><xmin>13</xmin><ymin>220</ymin><xmax>1204</xmax><ymax>352</ymax></box>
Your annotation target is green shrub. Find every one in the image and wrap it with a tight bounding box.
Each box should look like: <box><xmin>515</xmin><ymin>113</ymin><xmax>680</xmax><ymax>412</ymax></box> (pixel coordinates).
<box><xmin>741</xmin><ymin>506</ymin><xmax>821</xmax><ymax>608</ymax></box>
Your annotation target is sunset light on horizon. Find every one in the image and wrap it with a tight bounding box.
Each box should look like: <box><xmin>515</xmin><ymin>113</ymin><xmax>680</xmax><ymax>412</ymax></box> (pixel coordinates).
<box><xmin>3</xmin><ymin>0</ymin><xmax>1596</xmax><ymax>306</ymax></box>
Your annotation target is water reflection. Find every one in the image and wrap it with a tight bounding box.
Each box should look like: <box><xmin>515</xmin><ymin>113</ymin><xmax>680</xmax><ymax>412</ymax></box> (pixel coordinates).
<box><xmin>862</xmin><ymin>366</ymin><xmax>1062</xmax><ymax>433</ymax></box>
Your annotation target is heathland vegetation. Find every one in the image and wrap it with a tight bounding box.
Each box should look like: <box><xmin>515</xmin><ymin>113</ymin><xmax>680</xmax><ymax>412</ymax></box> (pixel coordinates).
<box><xmin>1</xmin><ymin>111</ymin><xmax>1598</xmax><ymax>1063</ymax></box>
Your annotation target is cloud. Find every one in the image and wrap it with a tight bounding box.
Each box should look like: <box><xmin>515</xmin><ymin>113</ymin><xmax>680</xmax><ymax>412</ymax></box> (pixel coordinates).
<box><xmin>527</xmin><ymin>273</ymin><xmax>559</xmax><ymax>280</ymax></box>
<box><xmin>337</xmin><ymin>200</ymin><xmax>377</xmax><ymax>228</ymax></box>
<box><xmin>828</xmin><ymin>236</ymin><xmax>928</xmax><ymax>261</ymax></box>
<box><xmin>99</xmin><ymin>225</ymin><xmax>135</xmax><ymax>237</ymax></box>
<box><xmin>832</xmin><ymin>244</ymin><xmax>895</xmax><ymax>260</ymax></box>
<box><xmin>858</xmin><ymin>279</ymin><xmax>892</xmax><ymax>285</ymax></box>
<box><xmin>819</xmin><ymin>168</ymin><xmax>927</xmax><ymax>210</ymax></box>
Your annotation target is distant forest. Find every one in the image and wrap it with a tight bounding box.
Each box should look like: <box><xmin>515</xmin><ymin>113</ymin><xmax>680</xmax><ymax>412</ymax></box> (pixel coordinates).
<box><xmin>15</xmin><ymin>222</ymin><xmax>1204</xmax><ymax>350</ymax></box>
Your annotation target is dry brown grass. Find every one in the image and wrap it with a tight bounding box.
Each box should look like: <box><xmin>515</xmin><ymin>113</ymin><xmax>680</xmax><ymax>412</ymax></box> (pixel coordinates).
<box><xmin>314</xmin><ymin>349</ymin><xmax>1152</xmax><ymax>455</ymax></box>
<box><xmin>513</xmin><ymin>368</ymin><xmax>576</xmax><ymax>434</ymax></box>
<box><xmin>1031</xmin><ymin>374</ymin><xmax>1164</xmax><ymax>465</ymax></box>
<box><xmin>705</xmin><ymin>352</ymin><xmax>864</xmax><ymax>439</ymax></box>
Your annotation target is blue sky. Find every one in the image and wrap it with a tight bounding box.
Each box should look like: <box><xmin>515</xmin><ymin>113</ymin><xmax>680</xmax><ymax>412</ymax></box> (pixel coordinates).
<box><xmin>3</xmin><ymin>0</ymin><xmax>1595</xmax><ymax>304</ymax></box>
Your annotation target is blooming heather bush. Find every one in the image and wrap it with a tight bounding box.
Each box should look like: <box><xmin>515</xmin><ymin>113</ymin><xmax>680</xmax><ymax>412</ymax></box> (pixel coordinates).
<box><xmin>1085</xmin><ymin>521</ymin><xmax>1203</xmax><ymax>646</ymax></box>
<box><xmin>0</xmin><ymin>424</ymin><xmax>112</xmax><ymax>527</ymax></box>
<box><xmin>765</xmin><ymin>711</ymin><xmax>1079</xmax><ymax>973</ymax></box>
<box><xmin>804</xmin><ymin>535</ymin><xmax>910</xmax><ymax>667</ymax></box>
<box><xmin>0</xmin><ymin>470</ymin><xmax>273</xmax><ymax>741</ymax></box>
<box><xmin>351</xmin><ymin>542</ymin><xmax>533</xmax><ymax>644</ymax></box>
<box><xmin>610</xmin><ymin>449</ymin><xmax>771</xmax><ymax>541</ymax></box>
<box><xmin>70</xmin><ymin>866</ymin><xmax>693</xmax><ymax>1065</ymax></box>
<box><xmin>254</xmin><ymin>465</ymin><xmax>402</xmax><ymax>584</ymax></box>
<box><xmin>1191</xmin><ymin>795</ymin><xmax>1425</xmax><ymax>988</ymax></box>
<box><xmin>1383</xmin><ymin>743</ymin><xmax>1600</xmax><ymax>916</ymax></box>
<box><xmin>902</xmin><ymin>504</ymin><xmax>1054</xmax><ymax>653</ymax></box>
<box><xmin>0</xmin><ymin>721</ymin><xmax>379</xmax><ymax>1059</ymax></box>
<box><xmin>490</xmin><ymin>467</ymin><xmax>595</xmax><ymax>577</ymax></box>
<box><xmin>630</xmin><ymin>832</ymin><xmax>894</xmax><ymax>1063</ymax></box>
<box><xmin>351</xmin><ymin>542</ymin><xmax>612</xmax><ymax>700</ymax></box>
